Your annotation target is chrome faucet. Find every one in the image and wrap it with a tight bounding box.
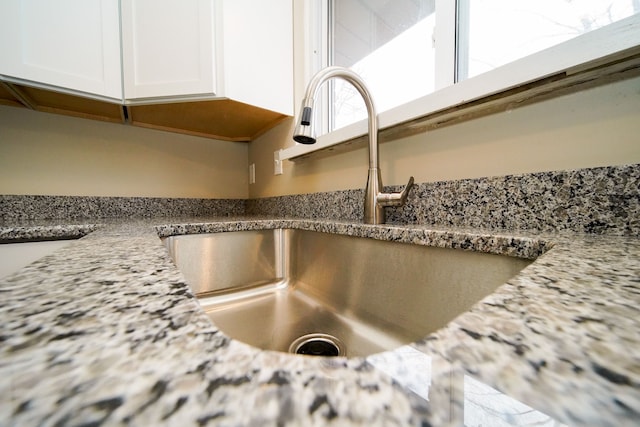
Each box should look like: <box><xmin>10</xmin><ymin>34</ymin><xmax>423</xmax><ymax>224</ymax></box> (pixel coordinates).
<box><xmin>293</xmin><ymin>66</ymin><xmax>414</xmax><ymax>225</ymax></box>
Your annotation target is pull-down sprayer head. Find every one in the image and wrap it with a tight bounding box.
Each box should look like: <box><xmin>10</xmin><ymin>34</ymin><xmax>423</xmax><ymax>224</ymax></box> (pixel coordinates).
<box><xmin>292</xmin><ymin>100</ymin><xmax>316</xmax><ymax>144</ymax></box>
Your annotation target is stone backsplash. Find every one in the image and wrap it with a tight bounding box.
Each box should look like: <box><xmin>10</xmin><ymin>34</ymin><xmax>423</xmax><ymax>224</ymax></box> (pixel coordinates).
<box><xmin>2</xmin><ymin>164</ymin><xmax>638</xmax><ymax>235</ymax></box>
<box><xmin>0</xmin><ymin>196</ymin><xmax>245</xmax><ymax>221</ymax></box>
<box><xmin>247</xmin><ymin>163</ymin><xmax>639</xmax><ymax>235</ymax></box>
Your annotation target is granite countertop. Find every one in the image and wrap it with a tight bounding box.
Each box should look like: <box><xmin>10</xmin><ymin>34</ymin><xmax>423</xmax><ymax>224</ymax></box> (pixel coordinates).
<box><xmin>1</xmin><ymin>217</ymin><xmax>638</xmax><ymax>426</ymax></box>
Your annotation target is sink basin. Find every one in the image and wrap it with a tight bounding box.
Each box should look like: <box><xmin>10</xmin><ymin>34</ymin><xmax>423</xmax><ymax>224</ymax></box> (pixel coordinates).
<box><xmin>163</xmin><ymin>229</ymin><xmax>532</xmax><ymax>357</ymax></box>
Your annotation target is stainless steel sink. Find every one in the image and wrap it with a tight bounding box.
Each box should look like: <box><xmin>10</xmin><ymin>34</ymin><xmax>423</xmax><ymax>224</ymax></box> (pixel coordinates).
<box><xmin>163</xmin><ymin>229</ymin><xmax>532</xmax><ymax>357</ymax></box>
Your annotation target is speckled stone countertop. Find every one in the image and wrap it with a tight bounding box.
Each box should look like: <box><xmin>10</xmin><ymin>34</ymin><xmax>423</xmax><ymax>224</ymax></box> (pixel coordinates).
<box><xmin>1</xmin><ymin>217</ymin><xmax>638</xmax><ymax>426</ymax></box>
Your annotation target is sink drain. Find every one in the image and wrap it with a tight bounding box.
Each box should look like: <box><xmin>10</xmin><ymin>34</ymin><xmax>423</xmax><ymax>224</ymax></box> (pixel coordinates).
<box><xmin>289</xmin><ymin>333</ymin><xmax>345</xmax><ymax>357</ymax></box>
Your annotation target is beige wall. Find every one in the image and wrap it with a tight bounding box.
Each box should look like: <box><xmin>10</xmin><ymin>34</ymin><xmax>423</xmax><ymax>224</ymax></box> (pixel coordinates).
<box><xmin>248</xmin><ymin>75</ymin><xmax>640</xmax><ymax>198</ymax></box>
<box><xmin>0</xmin><ymin>106</ymin><xmax>249</xmax><ymax>199</ymax></box>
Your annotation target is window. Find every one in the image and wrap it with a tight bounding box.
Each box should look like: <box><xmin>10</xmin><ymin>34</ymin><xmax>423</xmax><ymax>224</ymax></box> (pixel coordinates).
<box><xmin>457</xmin><ymin>0</ymin><xmax>639</xmax><ymax>80</ymax></box>
<box><xmin>322</xmin><ymin>0</ymin><xmax>638</xmax><ymax>132</ymax></box>
<box><xmin>330</xmin><ymin>0</ymin><xmax>437</xmax><ymax>130</ymax></box>
<box><xmin>280</xmin><ymin>1</ymin><xmax>639</xmax><ymax>160</ymax></box>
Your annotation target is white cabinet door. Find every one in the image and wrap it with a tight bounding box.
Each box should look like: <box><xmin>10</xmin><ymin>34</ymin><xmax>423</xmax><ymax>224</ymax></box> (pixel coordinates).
<box><xmin>220</xmin><ymin>0</ymin><xmax>293</xmax><ymax>115</ymax></box>
<box><xmin>121</xmin><ymin>0</ymin><xmax>216</xmax><ymax>100</ymax></box>
<box><xmin>0</xmin><ymin>0</ymin><xmax>122</xmax><ymax>100</ymax></box>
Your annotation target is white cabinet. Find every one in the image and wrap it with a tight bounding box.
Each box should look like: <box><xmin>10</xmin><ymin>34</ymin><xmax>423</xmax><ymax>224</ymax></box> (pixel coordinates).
<box><xmin>219</xmin><ymin>0</ymin><xmax>293</xmax><ymax>115</ymax></box>
<box><xmin>121</xmin><ymin>0</ymin><xmax>293</xmax><ymax>115</ymax></box>
<box><xmin>0</xmin><ymin>240</ymin><xmax>74</xmax><ymax>279</ymax></box>
<box><xmin>0</xmin><ymin>0</ymin><xmax>122</xmax><ymax>100</ymax></box>
<box><xmin>0</xmin><ymin>0</ymin><xmax>293</xmax><ymax>138</ymax></box>
<box><xmin>120</xmin><ymin>0</ymin><xmax>217</xmax><ymax>100</ymax></box>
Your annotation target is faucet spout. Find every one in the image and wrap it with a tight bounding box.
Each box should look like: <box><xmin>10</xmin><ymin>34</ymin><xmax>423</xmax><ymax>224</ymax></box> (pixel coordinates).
<box><xmin>293</xmin><ymin>66</ymin><xmax>414</xmax><ymax>224</ymax></box>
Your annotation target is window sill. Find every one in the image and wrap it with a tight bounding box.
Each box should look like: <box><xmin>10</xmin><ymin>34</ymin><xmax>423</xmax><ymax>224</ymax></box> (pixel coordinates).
<box><xmin>279</xmin><ymin>14</ymin><xmax>640</xmax><ymax>163</ymax></box>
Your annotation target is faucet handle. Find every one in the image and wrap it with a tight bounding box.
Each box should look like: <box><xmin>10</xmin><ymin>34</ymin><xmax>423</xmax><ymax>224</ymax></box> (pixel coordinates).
<box><xmin>376</xmin><ymin>176</ymin><xmax>415</xmax><ymax>207</ymax></box>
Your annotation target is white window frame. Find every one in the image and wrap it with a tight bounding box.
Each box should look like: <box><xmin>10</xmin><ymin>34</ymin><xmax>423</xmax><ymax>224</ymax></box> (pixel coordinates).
<box><xmin>279</xmin><ymin>4</ymin><xmax>640</xmax><ymax>162</ymax></box>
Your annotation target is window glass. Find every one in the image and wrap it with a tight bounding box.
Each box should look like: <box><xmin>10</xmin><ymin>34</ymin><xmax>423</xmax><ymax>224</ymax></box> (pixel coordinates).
<box><xmin>457</xmin><ymin>0</ymin><xmax>639</xmax><ymax>80</ymax></box>
<box><xmin>330</xmin><ymin>0</ymin><xmax>436</xmax><ymax>130</ymax></box>
<box><xmin>322</xmin><ymin>0</ymin><xmax>638</xmax><ymax>136</ymax></box>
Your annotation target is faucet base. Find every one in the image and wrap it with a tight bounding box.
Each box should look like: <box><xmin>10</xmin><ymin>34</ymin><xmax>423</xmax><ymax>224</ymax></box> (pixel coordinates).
<box><xmin>364</xmin><ymin>168</ymin><xmax>385</xmax><ymax>225</ymax></box>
